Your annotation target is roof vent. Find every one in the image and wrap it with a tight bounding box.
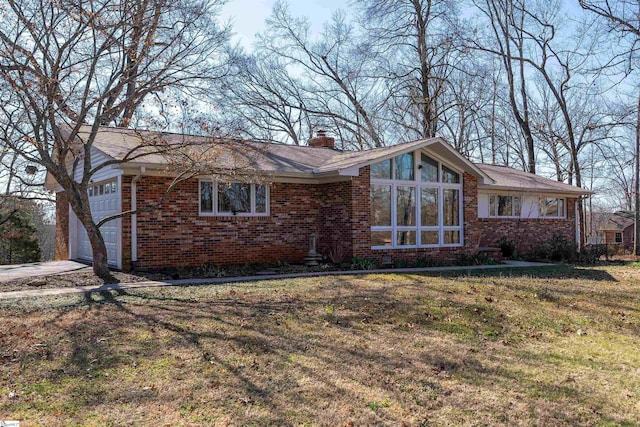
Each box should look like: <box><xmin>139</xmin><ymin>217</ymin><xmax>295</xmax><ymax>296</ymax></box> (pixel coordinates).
<box><xmin>308</xmin><ymin>130</ymin><xmax>335</xmax><ymax>149</ymax></box>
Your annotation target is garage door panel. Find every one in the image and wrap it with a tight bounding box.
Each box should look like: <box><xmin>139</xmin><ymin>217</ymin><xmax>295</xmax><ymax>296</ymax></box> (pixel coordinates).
<box><xmin>78</xmin><ymin>178</ymin><xmax>120</xmax><ymax>267</ymax></box>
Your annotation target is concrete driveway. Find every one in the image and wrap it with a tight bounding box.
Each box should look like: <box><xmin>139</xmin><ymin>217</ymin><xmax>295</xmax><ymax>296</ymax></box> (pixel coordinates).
<box><xmin>0</xmin><ymin>260</ymin><xmax>91</xmax><ymax>283</ymax></box>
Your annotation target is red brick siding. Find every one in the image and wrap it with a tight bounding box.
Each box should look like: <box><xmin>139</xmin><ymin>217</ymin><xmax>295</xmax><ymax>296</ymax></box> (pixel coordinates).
<box><xmin>120</xmin><ymin>171</ymin><xmax>580</xmax><ymax>270</ymax></box>
<box><xmin>351</xmin><ymin>166</ymin><xmax>371</xmax><ymax>258</ymax></box>
<box><xmin>132</xmin><ymin>176</ymin><xmax>322</xmax><ymax>269</ymax></box>
<box><xmin>121</xmin><ymin>177</ymin><xmax>132</xmax><ymax>270</ymax></box>
<box><xmin>477</xmin><ymin>198</ymin><xmax>577</xmax><ymax>254</ymax></box>
<box><xmin>603</xmin><ymin>226</ymin><xmax>634</xmax><ymax>250</ymax></box>
<box><xmin>55</xmin><ymin>191</ymin><xmax>69</xmax><ymax>260</ymax></box>
<box><xmin>317</xmin><ymin>181</ymin><xmax>354</xmax><ymax>260</ymax></box>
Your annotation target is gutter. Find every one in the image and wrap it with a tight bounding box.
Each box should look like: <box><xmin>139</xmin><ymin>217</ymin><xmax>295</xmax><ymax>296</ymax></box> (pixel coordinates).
<box><xmin>130</xmin><ymin>166</ymin><xmax>145</xmax><ymax>270</ymax></box>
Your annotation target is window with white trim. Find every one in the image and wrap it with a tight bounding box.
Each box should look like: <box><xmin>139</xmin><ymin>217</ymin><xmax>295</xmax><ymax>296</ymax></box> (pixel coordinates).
<box><xmin>87</xmin><ymin>179</ymin><xmax>117</xmax><ymax>198</ymax></box>
<box><xmin>615</xmin><ymin>232</ymin><xmax>622</xmax><ymax>243</ymax></box>
<box><xmin>370</xmin><ymin>152</ymin><xmax>463</xmax><ymax>248</ymax></box>
<box><xmin>489</xmin><ymin>194</ymin><xmax>521</xmax><ymax>217</ymax></box>
<box><xmin>539</xmin><ymin>197</ymin><xmax>565</xmax><ymax>218</ymax></box>
<box><xmin>199</xmin><ymin>180</ymin><xmax>269</xmax><ymax>216</ymax></box>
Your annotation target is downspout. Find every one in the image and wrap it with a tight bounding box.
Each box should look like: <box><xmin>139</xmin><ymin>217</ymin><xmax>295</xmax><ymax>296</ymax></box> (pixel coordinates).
<box><xmin>575</xmin><ymin>198</ymin><xmax>580</xmax><ymax>250</ymax></box>
<box><xmin>131</xmin><ymin>166</ymin><xmax>145</xmax><ymax>270</ymax></box>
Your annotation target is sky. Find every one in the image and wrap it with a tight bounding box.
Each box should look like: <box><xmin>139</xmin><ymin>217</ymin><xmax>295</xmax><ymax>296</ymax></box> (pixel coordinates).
<box><xmin>221</xmin><ymin>0</ymin><xmax>588</xmax><ymax>50</ymax></box>
<box><xmin>220</xmin><ymin>0</ymin><xmax>350</xmax><ymax>49</ymax></box>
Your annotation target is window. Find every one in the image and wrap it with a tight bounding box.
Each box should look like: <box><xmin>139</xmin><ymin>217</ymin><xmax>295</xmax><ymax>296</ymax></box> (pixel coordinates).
<box><xmin>615</xmin><ymin>232</ymin><xmax>622</xmax><ymax>243</ymax></box>
<box><xmin>199</xmin><ymin>180</ymin><xmax>269</xmax><ymax>216</ymax></box>
<box><xmin>370</xmin><ymin>151</ymin><xmax>463</xmax><ymax>248</ymax></box>
<box><xmin>370</xmin><ymin>184</ymin><xmax>391</xmax><ymax>226</ymax></box>
<box><xmin>420</xmin><ymin>154</ymin><xmax>439</xmax><ymax>182</ymax></box>
<box><xmin>371</xmin><ymin>159</ymin><xmax>391</xmax><ymax>179</ymax></box>
<box><xmin>395</xmin><ymin>153</ymin><xmax>414</xmax><ymax>181</ymax></box>
<box><xmin>539</xmin><ymin>197</ymin><xmax>565</xmax><ymax>218</ymax></box>
<box><xmin>87</xmin><ymin>179</ymin><xmax>117</xmax><ymax>198</ymax></box>
<box><xmin>442</xmin><ymin>165</ymin><xmax>460</xmax><ymax>184</ymax></box>
<box><xmin>489</xmin><ymin>195</ymin><xmax>521</xmax><ymax>217</ymax></box>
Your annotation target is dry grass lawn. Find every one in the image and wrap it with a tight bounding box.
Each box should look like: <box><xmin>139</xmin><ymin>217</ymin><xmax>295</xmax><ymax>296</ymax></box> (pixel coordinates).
<box><xmin>0</xmin><ymin>264</ymin><xmax>639</xmax><ymax>426</ymax></box>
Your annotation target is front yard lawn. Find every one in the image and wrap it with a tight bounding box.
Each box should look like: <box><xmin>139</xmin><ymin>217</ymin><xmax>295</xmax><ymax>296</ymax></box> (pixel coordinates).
<box><xmin>0</xmin><ymin>264</ymin><xmax>639</xmax><ymax>425</ymax></box>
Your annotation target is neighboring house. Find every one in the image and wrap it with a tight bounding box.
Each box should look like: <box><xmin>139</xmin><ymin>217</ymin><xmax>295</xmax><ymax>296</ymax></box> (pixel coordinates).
<box><xmin>600</xmin><ymin>211</ymin><xmax>635</xmax><ymax>249</ymax></box>
<box><xmin>46</xmin><ymin>127</ymin><xmax>591</xmax><ymax>271</ymax></box>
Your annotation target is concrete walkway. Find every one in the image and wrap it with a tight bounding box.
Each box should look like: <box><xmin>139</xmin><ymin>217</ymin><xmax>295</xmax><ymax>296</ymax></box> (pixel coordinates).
<box><xmin>0</xmin><ymin>260</ymin><xmax>556</xmax><ymax>300</ymax></box>
<box><xmin>0</xmin><ymin>260</ymin><xmax>90</xmax><ymax>283</ymax></box>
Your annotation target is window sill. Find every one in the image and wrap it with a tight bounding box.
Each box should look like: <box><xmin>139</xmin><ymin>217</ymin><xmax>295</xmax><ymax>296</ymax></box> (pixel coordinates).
<box><xmin>372</xmin><ymin>244</ymin><xmax>464</xmax><ymax>250</ymax></box>
<box><xmin>199</xmin><ymin>212</ymin><xmax>270</xmax><ymax>217</ymax></box>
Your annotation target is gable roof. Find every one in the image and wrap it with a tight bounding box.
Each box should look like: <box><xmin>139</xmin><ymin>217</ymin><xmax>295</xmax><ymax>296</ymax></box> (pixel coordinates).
<box><xmin>46</xmin><ymin>126</ymin><xmax>590</xmax><ymax>196</ymax></box>
<box><xmin>63</xmin><ymin>126</ymin><xmax>493</xmax><ymax>182</ymax></box>
<box><xmin>600</xmin><ymin>211</ymin><xmax>635</xmax><ymax>231</ymax></box>
<box><xmin>476</xmin><ymin>164</ymin><xmax>591</xmax><ymax>196</ymax></box>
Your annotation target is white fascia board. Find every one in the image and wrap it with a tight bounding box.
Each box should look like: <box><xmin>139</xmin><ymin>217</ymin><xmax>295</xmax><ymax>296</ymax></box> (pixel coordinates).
<box><xmin>425</xmin><ymin>138</ymin><xmax>495</xmax><ymax>184</ymax></box>
<box><xmin>323</xmin><ymin>137</ymin><xmax>495</xmax><ymax>184</ymax></box>
<box><xmin>477</xmin><ymin>185</ymin><xmax>591</xmax><ymax>197</ymax></box>
<box><xmin>337</xmin><ymin>166</ymin><xmax>360</xmax><ymax>176</ymax></box>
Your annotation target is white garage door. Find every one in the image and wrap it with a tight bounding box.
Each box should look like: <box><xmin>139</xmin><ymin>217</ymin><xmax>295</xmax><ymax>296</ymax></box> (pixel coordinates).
<box><xmin>78</xmin><ymin>179</ymin><xmax>121</xmax><ymax>266</ymax></box>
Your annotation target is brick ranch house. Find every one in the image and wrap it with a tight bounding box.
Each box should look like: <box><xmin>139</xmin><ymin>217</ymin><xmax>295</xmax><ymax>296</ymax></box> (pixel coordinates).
<box><xmin>47</xmin><ymin>127</ymin><xmax>590</xmax><ymax>271</ymax></box>
<box><xmin>600</xmin><ymin>211</ymin><xmax>635</xmax><ymax>250</ymax></box>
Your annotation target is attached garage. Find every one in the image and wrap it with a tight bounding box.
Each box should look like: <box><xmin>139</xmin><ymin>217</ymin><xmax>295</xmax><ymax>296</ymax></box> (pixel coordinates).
<box><xmin>71</xmin><ymin>177</ymin><xmax>122</xmax><ymax>269</ymax></box>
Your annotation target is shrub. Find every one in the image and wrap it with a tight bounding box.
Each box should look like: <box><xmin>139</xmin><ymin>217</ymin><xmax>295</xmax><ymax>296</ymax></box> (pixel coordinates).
<box><xmin>351</xmin><ymin>257</ymin><xmax>378</xmax><ymax>270</ymax></box>
<box><xmin>498</xmin><ymin>237</ymin><xmax>516</xmax><ymax>258</ymax></box>
<box><xmin>528</xmin><ymin>233</ymin><xmax>576</xmax><ymax>262</ymax></box>
<box><xmin>415</xmin><ymin>255</ymin><xmax>439</xmax><ymax>268</ymax></box>
<box><xmin>328</xmin><ymin>241</ymin><xmax>349</xmax><ymax>264</ymax></box>
<box><xmin>458</xmin><ymin>253</ymin><xmax>499</xmax><ymax>266</ymax></box>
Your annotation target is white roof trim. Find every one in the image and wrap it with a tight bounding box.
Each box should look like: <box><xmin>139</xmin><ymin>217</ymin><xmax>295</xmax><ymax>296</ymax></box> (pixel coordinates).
<box><xmin>328</xmin><ymin>137</ymin><xmax>495</xmax><ymax>184</ymax></box>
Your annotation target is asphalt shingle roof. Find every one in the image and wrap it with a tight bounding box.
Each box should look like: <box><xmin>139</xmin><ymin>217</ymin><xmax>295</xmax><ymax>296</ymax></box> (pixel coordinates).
<box><xmin>475</xmin><ymin>164</ymin><xmax>590</xmax><ymax>195</ymax></box>
<box><xmin>68</xmin><ymin>126</ymin><xmax>590</xmax><ymax>195</ymax></box>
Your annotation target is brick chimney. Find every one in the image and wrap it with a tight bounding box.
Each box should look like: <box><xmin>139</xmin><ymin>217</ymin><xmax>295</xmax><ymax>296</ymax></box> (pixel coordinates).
<box><xmin>307</xmin><ymin>130</ymin><xmax>335</xmax><ymax>149</ymax></box>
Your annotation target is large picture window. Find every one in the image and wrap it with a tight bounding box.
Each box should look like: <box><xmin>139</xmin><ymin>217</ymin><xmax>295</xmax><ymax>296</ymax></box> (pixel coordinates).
<box><xmin>200</xmin><ymin>180</ymin><xmax>269</xmax><ymax>216</ymax></box>
<box><xmin>489</xmin><ymin>195</ymin><xmax>521</xmax><ymax>217</ymax></box>
<box><xmin>370</xmin><ymin>152</ymin><xmax>463</xmax><ymax>248</ymax></box>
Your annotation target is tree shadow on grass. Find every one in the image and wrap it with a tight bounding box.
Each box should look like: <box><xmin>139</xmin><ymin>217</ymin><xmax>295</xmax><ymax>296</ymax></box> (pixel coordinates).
<box><xmin>9</xmin><ymin>274</ymin><xmax>637</xmax><ymax>425</ymax></box>
<box><xmin>429</xmin><ymin>264</ymin><xmax>618</xmax><ymax>282</ymax></box>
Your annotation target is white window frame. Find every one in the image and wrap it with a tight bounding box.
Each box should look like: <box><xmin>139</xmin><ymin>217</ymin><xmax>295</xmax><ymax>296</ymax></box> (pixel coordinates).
<box><xmin>539</xmin><ymin>197</ymin><xmax>566</xmax><ymax>219</ymax></box>
<box><xmin>615</xmin><ymin>232</ymin><xmax>622</xmax><ymax>243</ymax></box>
<box><xmin>199</xmin><ymin>179</ymin><xmax>270</xmax><ymax>217</ymax></box>
<box><xmin>488</xmin><ymin>194</ymin><xmax>522</xmax><ymax>218</ymax></box>
<box><xmin>370</xmin><ymin>150</ymin><xmax>464</xmax><ymax>249</ymax></box>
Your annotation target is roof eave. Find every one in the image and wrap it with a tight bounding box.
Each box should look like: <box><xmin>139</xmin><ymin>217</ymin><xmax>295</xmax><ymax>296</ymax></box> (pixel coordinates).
<box><xmin>477</xmin><ymin>184</ymin><xmax>592</xmax><ymax>196</ymax></box>
<box><xmin>320</xmin><ymin>137</ymin><xmax>496</xmax><ymax>183</ymax></box>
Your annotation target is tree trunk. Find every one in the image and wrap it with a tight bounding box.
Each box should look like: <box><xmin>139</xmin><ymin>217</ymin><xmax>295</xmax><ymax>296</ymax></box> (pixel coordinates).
<box><xmin>635</xmin><ymin>86</ymin><xmax>640</xmax><ymax>258</ymax></box>
<box><xmin>69</xmin><ymin>191</ymin><xmax>111</xmax><ymax>278</ymax></box>
<box><xmin>85</xmin><ymin>220</ymin><xmax>111</xmax><ymax>278</ymax></box>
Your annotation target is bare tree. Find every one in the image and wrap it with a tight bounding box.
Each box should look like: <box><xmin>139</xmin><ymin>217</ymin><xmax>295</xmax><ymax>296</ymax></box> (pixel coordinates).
<box><xmin>580</xmin><ymin>0</ymin><xmax>640</xmax><ymax>255</ymax></box>
<box><xmin>470</xmin><ymin>0</ymin><xmax>543</xmax><ymax>173</ymax></box>
<box><xmin>0</xmin><ymin>0</ymin><xmax>232</xmax><ymax>277</ymax></box>
<box><xmin>244</xmin><ymin>2</ymin><xmax>389</xmax><ymax>149</ymax></box>
<box><xmin>221</xmin><ymin>52</ymin><xmax>314</xmax><ymax>145</ymax></box>
<box><xmin>354</xmin><ymin>0</ymin><xmax>461</xmax><ymax>141</ymax></box>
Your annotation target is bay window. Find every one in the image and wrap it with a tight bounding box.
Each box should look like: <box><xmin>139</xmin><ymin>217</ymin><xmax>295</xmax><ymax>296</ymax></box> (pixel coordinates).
<box><xmin>370</xmin><ymin>152</ymin><xmax>463</xmax><ymax>248</ymax></box>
